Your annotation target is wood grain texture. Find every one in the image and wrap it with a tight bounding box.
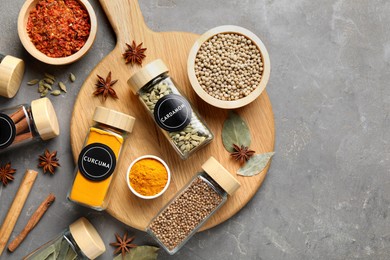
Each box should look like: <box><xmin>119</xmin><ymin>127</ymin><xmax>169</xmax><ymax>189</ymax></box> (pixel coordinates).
<box><xmin>70</xmin><ymin>0</ymin><xmax>275</xmax><ymax>231</ymax></box>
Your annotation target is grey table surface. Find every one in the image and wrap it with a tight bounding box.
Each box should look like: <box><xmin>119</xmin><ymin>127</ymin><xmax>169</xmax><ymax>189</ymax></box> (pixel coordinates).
<box><xmin>1</xmin><ymin>0</ymin><xmax>390</xmax><ymax>259</ymax></box>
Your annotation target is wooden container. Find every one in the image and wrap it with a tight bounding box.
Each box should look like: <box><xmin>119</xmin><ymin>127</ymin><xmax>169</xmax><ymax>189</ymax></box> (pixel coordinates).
<box><xmin>17</xmin><ymin>0</ymin><xmax>97</xmax><ymax>65</ymax></box>
<box><xmin>187</xmin><ymin>25</ymin><xmax>271</xmax><ymax>109</ymax></box>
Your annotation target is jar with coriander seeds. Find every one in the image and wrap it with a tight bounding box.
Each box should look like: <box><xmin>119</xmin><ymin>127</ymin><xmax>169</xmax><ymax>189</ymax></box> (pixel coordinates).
<box><xmin>127</xmin><ymin>59</ymin><xmax>213</xmax><ymax>159</ymax></box>
<box><xmin>146</xmin><ymin>156</ymin><xmax>241</xmax><ymax>254</ymax></box>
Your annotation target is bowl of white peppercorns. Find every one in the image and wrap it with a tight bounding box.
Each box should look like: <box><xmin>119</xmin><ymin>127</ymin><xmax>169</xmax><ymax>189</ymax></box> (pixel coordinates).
<box><xmin>187</xmin><ymin>25</ymin><xmax>270</xmax><ymax>109</ymax></box>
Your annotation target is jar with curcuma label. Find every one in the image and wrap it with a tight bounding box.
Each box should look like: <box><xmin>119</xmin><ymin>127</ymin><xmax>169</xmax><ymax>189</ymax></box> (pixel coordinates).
<box><xmin>127</xmin><ymin>59</ymin><xmax>213</xmax><ymax>159</ymax></box>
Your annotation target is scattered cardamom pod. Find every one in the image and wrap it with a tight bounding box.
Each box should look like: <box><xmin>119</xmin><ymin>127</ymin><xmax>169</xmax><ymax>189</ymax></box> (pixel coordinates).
<box><xmin>27</xmin><ymin>79</ymin><xmax>39</xmax><ymax>85</ymax></box>
<box><xmin>69</xmin><ymin>73</ymin><xmax>76</xmax><ymax>82</ymax></box>
<box><xmin>44</xmin><ymin>73</ymin><xmax>55</xmax><ymax>81</ymax></box>
<box><xmin>43</xmin><ymin>83</ymin><xmax>53</xmax><ymax>90</ymax></box>
<box><xmin>50</xmin><ymin>90</ymin><xmax>61</xmax><ymax>96</ymax></box>
<box><xmin>38</xmin><ymin>85</ymin><xmax>45</xmax><ymax>93</ymax></box>
<box><xmin>41</xmin><ymin>89</ymin><xmax>48</xmax><ymax>97</ymax></box>
<box><xmin>44</xmin><ymin>77</ymin><xmax>55</xmax><ymax>85</ymax></box>
<box><xmin>58</xmin><ymin>82</ymin><xmax>67</xmax><ymax>92</ymax></box>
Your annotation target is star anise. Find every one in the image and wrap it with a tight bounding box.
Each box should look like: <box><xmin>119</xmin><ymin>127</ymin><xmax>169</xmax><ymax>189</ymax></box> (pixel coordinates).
<box><xmin>110</xmin><ymin>232</ymin><xmax>137</xmax><ymax>257</ymax></box>
<box><xmin>38</xmin><ymin>149</ymin><xmax>60</xmax><ymax>174</ymax></box>
<box><xmin>230</xmin><ymin>144</ymin><xmax>255</xmax><ymax>164</ymax></box>
<box><xmin>122</xmin><ymin>41</ymin><xmax>147</xmax><ymax>65</ymax></box>
<box><xmin>0</xmin><ymin>162</ymin><xmax>16</xmax><ymax>186</ymax></box>
<box><xmin>93</xmin><ymin>71</ymin><xmax>119</xmax><ymax>101</ymax></box>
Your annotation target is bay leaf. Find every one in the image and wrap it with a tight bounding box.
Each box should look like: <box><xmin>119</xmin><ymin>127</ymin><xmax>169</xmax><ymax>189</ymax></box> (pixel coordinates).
<box><xmin>237</xmin><ymin>152</ymin><xmax>275</xmax><ymax>177</ymax></box>
<box><xmin>222</xmin><ymin>111</ymin><xmax>251</xmax><ymax>152</ymax></box>
<box><xmin>114</xmin><ymin>246</ymin><xmax>159</xmax><ymax>260</ymax></box>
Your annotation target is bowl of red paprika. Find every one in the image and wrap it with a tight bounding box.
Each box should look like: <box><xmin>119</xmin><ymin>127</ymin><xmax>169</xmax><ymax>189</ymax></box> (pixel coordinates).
<box><xmin>17</xmin><ymin>0</ymin><xmax>97</xmax><ymax>65</ymax></box>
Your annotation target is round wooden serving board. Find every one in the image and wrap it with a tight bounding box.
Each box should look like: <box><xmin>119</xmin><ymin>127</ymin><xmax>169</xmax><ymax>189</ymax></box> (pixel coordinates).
<box><xmin>70</xmin><ymin>0</ymin><xmax>275</xmax><ymax>231</ymax></box>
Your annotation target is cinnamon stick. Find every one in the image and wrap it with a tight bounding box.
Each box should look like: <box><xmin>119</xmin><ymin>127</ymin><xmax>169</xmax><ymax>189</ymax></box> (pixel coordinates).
<box><xmin>0</xmin><ymin>170</ymin><xmax>38</xmax><ymax>256</ymax></box>
<box><xmin>13</xmin><ymin>132</ymin><xmax>33</xmax><ymax>145</ymax></box>
<box><xmin>8</xmin><ymin>193</ymin><xmax>55</xmax><ymax>252</ymax></box>
<box><xmin>15</xmin><ymin>117</ymin><xmax>29</xmax><ymax>135</ymax></box>
<box><xmin>9</xmin><ymin>107</ymin><xmax>25</xmax><ymax>124</ymax></box>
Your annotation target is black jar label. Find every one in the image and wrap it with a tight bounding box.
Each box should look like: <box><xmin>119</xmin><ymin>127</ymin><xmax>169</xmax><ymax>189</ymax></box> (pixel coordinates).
<box><xmin>0</xmin><ymin>113</ymin><xmax>16</xmax><ymax>149</ymax></box>
<box><xmin>153</xmin><ymin>94</ymin><xmax>192</xmax><ymax>132</ymax></box>
<box><xmin>77</xmin><ymin>143</ymin><xmax>117</xmax><ymax>181</ymax></box>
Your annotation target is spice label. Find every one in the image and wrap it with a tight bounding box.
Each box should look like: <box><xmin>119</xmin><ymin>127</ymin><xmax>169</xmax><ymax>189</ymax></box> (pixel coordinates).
<box><xmin>78</xmin><ymin>143</ymin><xmax>117</xmax><ymax>181</ymax></box>
<box><xmin>153</xmin><ymin>94</ymin><xmax>192</xmax><ymax>132</ymax></box>
<box><xmin>0</xmin><ymin>113</ymin><xmax>16</xmax><ymax>149</ymax></box>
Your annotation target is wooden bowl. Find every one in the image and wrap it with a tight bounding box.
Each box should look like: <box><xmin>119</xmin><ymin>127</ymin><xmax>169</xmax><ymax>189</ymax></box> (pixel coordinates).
<box><xmin>187</xmin><ymin>25</ymin><xmax>270</xmax><ymax>109</ymax></box>
<box><xmin>17</xmin><ymin>0</ymin><xmax>97</xmax><ymax>65</ymax></box>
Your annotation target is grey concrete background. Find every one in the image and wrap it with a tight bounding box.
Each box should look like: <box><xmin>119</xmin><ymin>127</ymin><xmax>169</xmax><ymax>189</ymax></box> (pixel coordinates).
<box><xmin>1</xmin><ymin>0</ymin><xmax>389</xmax><ymax>259</ymax></box>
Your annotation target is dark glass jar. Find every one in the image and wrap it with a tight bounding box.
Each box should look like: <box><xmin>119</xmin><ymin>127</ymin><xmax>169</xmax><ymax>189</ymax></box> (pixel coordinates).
<box><xmin>128</xmin><ymin>59</ymin><xmax>213</xmax><ymax>159</ymax></box>
<box><xmin>0</xmin><ymin>98</ymin><xmax>59</xmax><ymax>153</ymax></box>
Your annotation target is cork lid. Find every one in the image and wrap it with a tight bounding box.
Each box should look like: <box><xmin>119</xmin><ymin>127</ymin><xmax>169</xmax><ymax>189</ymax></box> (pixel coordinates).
<box><xmin>31</xmin><ymin>98</ymin><xmax>60</xmax><ymax>140</ymax></box>
<box><xmin>69</xmin><ymin>217</ymin><xmax>106</xmax><ymax>259</ymax></box>
<box><xmin>202</xmin><ymin>156</ymin><xmax>241</xmax><ymax>195</ymax></box>
<box><xmin>93</xmin><ymin>106</ymin><xmax>135</xmax><ymax>133</ymax></box>
<box><xmin>0</xmin><ymin>55</ymin><xmax>25</xmax><ymax>98</ymax></box>
<box><xmin>127</xmin><ymin>59</ymin><xmax>169</xmax><ymax>94</ymax></box>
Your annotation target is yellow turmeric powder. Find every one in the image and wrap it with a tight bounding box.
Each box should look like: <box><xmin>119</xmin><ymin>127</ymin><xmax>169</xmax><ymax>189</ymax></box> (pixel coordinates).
<box><xmin>129</xmin><ymin>158</ymin><xmax>168</xmax><ymax>196</ymax></box>
<box><xmin>68</xmin><ymin>127</ymin><xmax>123</xmax><ymax>209</ymax></box>
<box><xmin>68</xmin><ymin>106</ymin><xmax>135</xmax><ymax>211</ymax></box>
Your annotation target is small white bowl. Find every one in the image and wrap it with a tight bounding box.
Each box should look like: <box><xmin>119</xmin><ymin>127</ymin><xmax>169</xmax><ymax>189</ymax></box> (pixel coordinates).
<box><xmin>126</xmin><ymin>155</ymin><xmax>171</xmax><ymax>200</ymax></box>
<box><xmin>17</xmin><ymin>0</ymin><xmax>97</xmax><ymax>65</ymax></box>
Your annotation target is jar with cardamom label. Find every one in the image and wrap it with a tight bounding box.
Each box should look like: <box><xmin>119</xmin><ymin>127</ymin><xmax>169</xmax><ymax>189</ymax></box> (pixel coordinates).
<box><xmin>24</xmin><ymin>217</ymin><xmax>105</xmax><ymax>260</ymax></box>
<box><xmin>68</xmin><ymin>106</ymin><xmax>136</xmax><ymax>211</ymax></box>
<box><xmin>127</xmin><ymin>59</ymin><xmax>213</xmax><ymax>159</ymax></box>
<box><xmin>0</xmin><ymin>97</ymin><xmax>59</xmax><ymax>154</ymax></box>
<box><xmin>0</xmin><ymin>53</ymin><xmax>25</xmax><ymax>98</ymax></box>
<box><xmin>146</xmin><ymin>156</ymin><xmax>241</xmax><ymax>254</ymax></box>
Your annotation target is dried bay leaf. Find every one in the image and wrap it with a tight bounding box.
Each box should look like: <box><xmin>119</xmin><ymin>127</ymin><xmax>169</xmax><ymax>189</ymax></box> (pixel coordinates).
<box><xmin>113</xmin><ymin>246</ymin><xmax>159</xmax><ymax>260</ymax></box>
<box><xmin>222</xmin><ymin>111</ymin><xmax>251</xmax><ymax>152</ymax></box>
<box><xmin>237</xmin><ymin>152</ymin><xmax>275</xmax><ymax>177</ymax></box>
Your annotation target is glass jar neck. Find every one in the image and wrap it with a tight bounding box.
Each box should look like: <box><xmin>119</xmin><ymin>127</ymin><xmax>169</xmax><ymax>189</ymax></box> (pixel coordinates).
<box><xmin>140</xmin><ymin>72</ymin><xmax>169</xmax><ymax>93</ymax></box>
<box><xmin>64</xmin><ymin>229</ymin><xmax>89</xmax><ymax>260</ymax></box>
<box><xmin>199</xmin><ymin>172</ymin><xmax>227</xmax><ymax>198</ymax></box>
<box><xmin>93</xmin><ymin>122</ymin><xmax>127</xmax><ymax>136</ymax></box>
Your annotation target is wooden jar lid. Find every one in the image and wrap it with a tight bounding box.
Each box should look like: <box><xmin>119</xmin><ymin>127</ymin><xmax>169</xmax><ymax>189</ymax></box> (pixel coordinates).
<box><xmin>93</xmin><ymin>106</ymin><xmax>135</xmax><ymax>133</ymax></box>
<box><xmin>69</xmin><ymin>217</ymin><xmax>106</xmax><ymax>259</ymax></box>
<box><xmin>0</xmin><ymin>55</ymin><xmax>25</xmax><ymax>98</ymax></box>
<box><xmin>31</xmin><ymin>97</ymin><xmax>60</xmax><ymax>140</ymax></box>
<box><xmin>127</xmin><ymin>59</ymin><xmax>169</xmax><ymax>94</ymax></box>
<box><xmin>202</xmin><ymin>156</ymin><xmax>241</xmax><ymax>195</ymax></box>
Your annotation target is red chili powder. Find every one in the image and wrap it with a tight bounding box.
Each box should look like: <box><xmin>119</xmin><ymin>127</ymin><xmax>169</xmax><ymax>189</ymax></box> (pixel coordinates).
<box><xmin>26</xmin><ymin>0</ymin><xmax>91</xmax><ymax>58</ymax></box>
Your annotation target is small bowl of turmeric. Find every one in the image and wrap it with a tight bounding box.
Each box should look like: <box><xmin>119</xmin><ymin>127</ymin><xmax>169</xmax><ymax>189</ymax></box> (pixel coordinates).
<box><xmin>127</xmin><ymin>155</ymin><xmax>171</xmax><ymax>199</ymax></box>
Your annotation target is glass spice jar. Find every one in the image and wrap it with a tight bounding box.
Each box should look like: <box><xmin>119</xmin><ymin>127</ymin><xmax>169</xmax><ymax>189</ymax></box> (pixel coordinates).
<box><xmin>146</xmin><ymin>156</ymin><xmax>241</xmax><ymax>254</ymax></box>
<box><xmin>24</xmin><ymin>217</ymin><xmax>105</xmax><ymax>260</ymax></box>
<box><xmin>0</xmin><ymin>53</ymin><xmax>25</xmax><ymax>98</ymax></box>
<box><xmin>0</xmin><ymin>97</ymin><xmax>59</xmax><ymax>153</ymax></box>
<box><xmin>127</xmin><ymin>59</ymin><xmax>213</xmax><ymax>159</ymax></box>
<box><xmin>68</xmin><ymin>106</ymin><xmax>135</xmax><ymax>211</ymax></box>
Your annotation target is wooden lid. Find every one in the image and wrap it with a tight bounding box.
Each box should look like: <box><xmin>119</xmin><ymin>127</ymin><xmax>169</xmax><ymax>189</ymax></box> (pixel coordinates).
<box><xmin>0</xmin><ymin>55</ymin><xmax>25</xmax><ymax>98</ymax></box>
<box><xmin>69</xmin><ymin>217</ymin><xmax>106</xmax><ymax>259</ymax></box>
<box><xmin>202</xmin><ymin>156</ymin><xmax>241</xmax><ymax>195</ymax></box>
<box><xmin>127</xmin><ymin>59</ymin><xmax>169</xmax><ymax>94</ymax></box>
<box><xmin>31</xmin><ymin>98</ymin><xmax>60</xmax><ymax>140</ymax></box>
<box><xmin>93</xmin><ymin>106</ymin><xmax>135</xmax><ymax>133</ymax></box>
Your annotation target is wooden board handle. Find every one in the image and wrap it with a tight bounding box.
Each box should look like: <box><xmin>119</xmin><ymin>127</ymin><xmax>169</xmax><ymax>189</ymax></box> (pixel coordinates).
<box><xmin>98</xmin><ymin>0</ymin><xmax>149</xmax><ymax>43</ymax></box>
